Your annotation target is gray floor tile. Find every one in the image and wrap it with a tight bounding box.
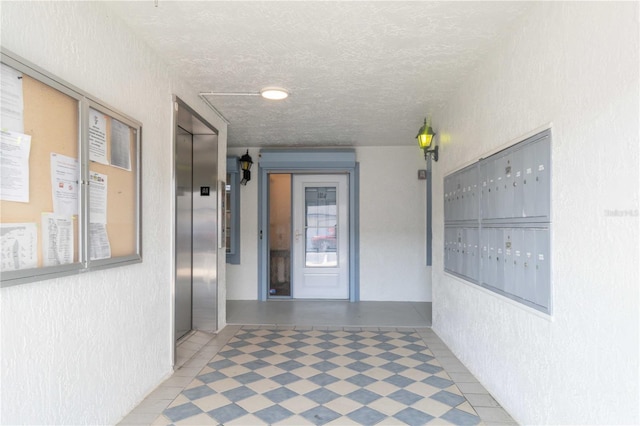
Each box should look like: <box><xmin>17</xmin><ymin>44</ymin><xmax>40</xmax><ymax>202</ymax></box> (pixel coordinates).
<box><xmin>449</xmin><ymin>371</ymin><xmax>480</xmax><ymax>383</ymax></box>
<box><xmin>346</xmin><ymin>388</ymin><xmax>382</xmax><ymax>404</ymax></box>
<box><xmin>222</xmin><ymin>386</ymin><xmax>257</xmax><ymax>402</ymax></box>
<box><xmin>271</xmin><ymin>372</ymin><xmax>302</xmax><ymax>385</ymax></box>
<box><xmin>387</xmin><ymin>389</ymin><xmax>423</xmax><ymax>405</ymax></box>
<box><xmin>441</xmin><ymin>407</ymin><xmax>482</xmax><ymax>425</ymax></box>
<box><xmin>430</xmin><ymin>390</ymin><xmax>467</xmax><ymax>407</ymax></box>
<box><xmin>394</xmin><ymin>407</ymin><xmax>435</xmax><ymax>425</ymax></box>
<box><xmin>254</xmin><ymin>405</ymin><xmax>294</xmax><ymax>424</ymax></box>
<box><xmin>465</xmin><ymin>393</ymin><xmax>501</xmax><ymax>407</ymax></box>
<box><xmin>308</xmin><ymin>372</ymin><xmax>339</xmax><ymax>386</ymax></box>
<box><xmin>384</xmin><ymin>374</ymin><xmax>416</xmax><ymax>388</ymax></box>
<box><xmin>301</xmin><ymin>406</ymin><xmax>341</xmax><ymax>425</ymax></box>
<box><xmin>172</xmin><ymin>366</ymin><xmax>204</xmax><ymax>377</ymax></box>
<box><xmin>183</xmin><ymin>385</ymin><xmax>216</xmax><ymax>401</ymax></box>
<box><xmin>146</xmin><ymin>386</ymin><xmax>184</xmax><ymax>401</ymax></box>
<box><xmin>129</xmin><ymin>398</ymin><xmax>173</xmax><ymax>414</ymax></box>
<box><xmin>226</xmin><ymin>300</ymin><xmax>432</xmax><ymax>327</ymax></box>
<box><xmin>118</xmin><ymin>411</ymin><xmax>163</xmax><ymax>425</ymax></box>
<box><xmin>161</xmin><ymin>375</ymin><xmax>194</xmax><ymax>388</ymax></box>
<box><xmin>458</xmin><ymin>381</ymin><xmax>490</xmax><ymax>394</ymax></box>
<box><xmin>348</xmin><ymin>406</ymin><xmax>386</xmax><ymax>425</ymax></box>
<box><xmin>208</xmin><ymin>403</ymin><xmax>248</xmax><ymax>424</ymax></box>
<box><xmin>263</xmin><ymin>387</ymin><xmax>298</xmax><ymax>403</ymax></box>
<box><xmin>475</xmin><ymin>406</ymin><xmax>517</xmax><ymax>423</ymax></box>
<box><xmin>121</xmin><ymin>319</ymin><xmax>518</xmax><ymax>426</ymax></box>
<box><xmin>423</xmin><ymin>375</ymin><xmax>454</xmax><ymax>389</ymax></box>
<box><xmin>304</xmin><ymin>388</ymin><xmax>340</xmax><ymax>404</ymax></box>
<box><xmin>163</xmin><ymin>402</ymin><xmax>203</xmax><ymax>423</ymax></box>
<box><xmin>346</xmin><ymin>373</ymin><xmax>377</xmax><ymax>387</ymax></box>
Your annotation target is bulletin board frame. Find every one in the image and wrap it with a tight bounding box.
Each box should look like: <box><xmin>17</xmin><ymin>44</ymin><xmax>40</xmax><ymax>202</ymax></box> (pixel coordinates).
<box><xmin>1</xmin><ymin>49</ymin><xmax>142</xmax><ymax>287</ymax></box>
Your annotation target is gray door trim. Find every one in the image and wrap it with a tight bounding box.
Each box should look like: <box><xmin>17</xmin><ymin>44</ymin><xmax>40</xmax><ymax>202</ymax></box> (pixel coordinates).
<box><xmin>257</xmin><ymin>149</ymin><xmax>359</xmax><ymax>302</ymax></box>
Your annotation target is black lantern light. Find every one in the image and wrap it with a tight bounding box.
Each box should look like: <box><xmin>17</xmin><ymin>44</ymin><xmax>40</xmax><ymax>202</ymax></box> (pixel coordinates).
<box><xmin>416</xmin><ymin>117</ymin><xmax>438</xmax><ymax>162</ymax></box>
<box><xmin>239</xmin><ymin>150</ymin><xmax>253</xmax><ymax>185</ymax></box>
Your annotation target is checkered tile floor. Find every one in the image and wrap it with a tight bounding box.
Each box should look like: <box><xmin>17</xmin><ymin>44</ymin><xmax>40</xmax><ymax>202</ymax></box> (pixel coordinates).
<box><xmin>153</xmin><ymin>328</ymin><xmax>482</xmax><ymax>425</ymax></box>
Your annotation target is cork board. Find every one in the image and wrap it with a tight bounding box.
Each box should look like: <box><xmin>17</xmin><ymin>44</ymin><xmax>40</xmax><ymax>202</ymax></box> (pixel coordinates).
<box><xmin>1</xmin><ymin>61</ymin><xmax>139</xmax><ymax>275</ymax></box>
<box><xmin>1</xmin><ymin>73</ymin><xmax>80</xmax><ymax>267</ymax></box>
<box><xmin>88</xmin><ymin>109</ymin><xmax>137</xmax><ymax>258</ymax></box>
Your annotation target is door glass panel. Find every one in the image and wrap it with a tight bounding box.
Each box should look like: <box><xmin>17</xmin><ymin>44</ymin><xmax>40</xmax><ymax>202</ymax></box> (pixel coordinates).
<box><xmin>269</xmin><ymin>174</ymin><xmax>291</xmax><ymax>296</ymax></box>
<box><xmin>305</xmin><ymin>186</ymin><xmax>337</xmax><ymax>267</ymax></box>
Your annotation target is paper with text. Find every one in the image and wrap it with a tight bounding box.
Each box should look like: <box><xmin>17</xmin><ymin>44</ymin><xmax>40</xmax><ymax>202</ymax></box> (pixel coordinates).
<box><xmin>110</xmin><ymin>118</ymin><xmax>131</xmax><ymax>171</ymax></box>
<box><xmin>0</xmin><ymin>63</ymin><xmax>24</xmax><ymax>133</ymax></box>
<box><xmin>1</xmin><ymin>222</ymin><xmax>37</xmax><ymax>271</ymax></box>
<box><xmin>89</xmin><ymin>223</ymin><xmax>111</xmax><ymax>260</ymax></box>
<box><xmin>51</xmin><ymin>153</ymin><xmax>79</xmax><ymax>216</ymax></box>
<box><xmin>89</xmin><ymin>171</ymin><xmax>107</xmax><ymax>224</ymax></box>
<box><xmin>41</xmin><ymin>213</ymin><xmax>74</xmax><ymax>266</ymax></box>
<box><xmin>88</xmin><ymin>108</ymin><xmax>108</xmax><ymax>164</ymax></box>
<box><xmin>0</xmin><ymin>130</ymin><xmax>31</xmax><ymax>202</ymax></box>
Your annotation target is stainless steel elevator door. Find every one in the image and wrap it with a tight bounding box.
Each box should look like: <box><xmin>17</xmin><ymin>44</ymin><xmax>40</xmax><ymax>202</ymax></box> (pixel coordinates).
<box><xmin>175</xmin><ymin>127</ymin><xmax>193</xmax><ymax>341</ymax></box>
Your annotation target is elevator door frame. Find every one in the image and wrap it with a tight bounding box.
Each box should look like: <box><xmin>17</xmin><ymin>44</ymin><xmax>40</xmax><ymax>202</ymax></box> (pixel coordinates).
<box><xmin>175</xmin><ymin>126</ymin><xmax>193</xmax><ymax>340</ymax></box>
<box><xmin>172</xmin><ymin>96</ymin><xmax>219</xmax><ymax>366</ymax></box>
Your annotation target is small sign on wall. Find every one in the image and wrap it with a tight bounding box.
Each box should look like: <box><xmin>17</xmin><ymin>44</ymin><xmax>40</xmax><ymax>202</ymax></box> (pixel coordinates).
<box><xmin>200</xmin><ymin>186</ymin><xmax>210</xmax><ymax>196</ymax></box>
<box><xmin>418</xmin><ymin>170</ymin><xmax>427</xmax><ymax>180</ymax></box>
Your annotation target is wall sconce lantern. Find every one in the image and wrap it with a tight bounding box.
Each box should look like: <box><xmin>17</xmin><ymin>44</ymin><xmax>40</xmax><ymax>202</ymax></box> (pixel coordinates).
<box><xmin>416</xmin><ymin>117</ymin><xmax>438</xmax><ymax>162</ymax></box>
<box><xmin>239</xmin><ymin>150</ymin><xmax>253</xmax><ymax>185</ymax></box>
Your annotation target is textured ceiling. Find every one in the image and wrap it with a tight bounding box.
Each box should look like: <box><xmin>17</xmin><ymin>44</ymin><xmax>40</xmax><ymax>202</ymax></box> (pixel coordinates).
<box><xmin>104</xmin><ymin>1</ymin><xmax>531</xmax><ymax>147</ymax></box>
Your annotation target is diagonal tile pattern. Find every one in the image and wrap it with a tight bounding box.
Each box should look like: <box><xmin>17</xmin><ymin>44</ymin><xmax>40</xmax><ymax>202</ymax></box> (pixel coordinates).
<box><xmin>152</xmin><ymin>328</ymin><xmax>483</xmax><ymax>425</ymax></box>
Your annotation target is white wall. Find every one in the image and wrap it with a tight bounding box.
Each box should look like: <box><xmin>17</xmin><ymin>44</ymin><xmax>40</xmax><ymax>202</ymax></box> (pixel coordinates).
<box><xmin>0</xmin><ymin>3</ymin><xmax>227</xmax><ymax>425</ymax></box>
<box><xmin>431</xmin><ymin>2</ymin><xmax>639</xmax><ymax>425</ymax></box>
<box><xmin>226</xmin><ymin>146</ymin><xmax>431</xmax><ymax>302</ymax></box>
<box><xmin>356</xmin><ymin>146</ymin><xmax>430</xmax><ymax>301</ymax></box>
<box><xmin>226</xmin><ymin>148</ymin><xmax>260</xmax><ymax>300</ymax></box>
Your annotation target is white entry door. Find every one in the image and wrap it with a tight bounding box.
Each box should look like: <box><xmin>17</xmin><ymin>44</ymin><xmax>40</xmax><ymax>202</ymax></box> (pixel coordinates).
<box><xmin>292</xmin><ymin>174</ymin><xmax>349</xmax><ymax>299</ymax></box>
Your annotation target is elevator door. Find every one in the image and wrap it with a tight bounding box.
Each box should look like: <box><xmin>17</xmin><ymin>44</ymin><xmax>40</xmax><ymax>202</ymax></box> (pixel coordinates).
<box><xmin>175</xmin><ymin>127</ymin><xmax>193</xmax><ymax>340</ymax></box>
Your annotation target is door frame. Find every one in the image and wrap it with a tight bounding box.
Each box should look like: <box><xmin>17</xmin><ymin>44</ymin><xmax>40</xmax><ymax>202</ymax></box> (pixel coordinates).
<box><xmin>171</xmin><ymin>96</ymin><xmax>219</xmax><ymax>367</ymax></box>
<box><xmin>257</xmin><ymin>149</ymin><xmax>360</xmax><ymax>301</ymax></box>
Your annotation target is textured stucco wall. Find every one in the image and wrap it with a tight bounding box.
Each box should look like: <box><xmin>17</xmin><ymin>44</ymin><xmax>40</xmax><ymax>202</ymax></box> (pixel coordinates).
<box><xmin>431</xmin><ymin>2</ymin><xmax>639</xmax><ymax>424</ymax></box>
<box><xmin>356</xmin><ymin>146</ymin><xmax>430</xmax><ymax>301</ymax></box>
<box><xmin>0</xmin><ymin>2</ymin><xmax>227</xmax><ymax>425</ymax></box>
<box><xmin>226</xmin><ymin>146</ymin><xmax>431</xmax><ymax>302</ymax></box>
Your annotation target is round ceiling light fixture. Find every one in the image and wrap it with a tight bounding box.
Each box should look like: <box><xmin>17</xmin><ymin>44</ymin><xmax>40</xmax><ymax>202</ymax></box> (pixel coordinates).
<box><xmin>260</xmin><ymin>87</ymin><xmax>289</xmax><ymax>100</ymax></box>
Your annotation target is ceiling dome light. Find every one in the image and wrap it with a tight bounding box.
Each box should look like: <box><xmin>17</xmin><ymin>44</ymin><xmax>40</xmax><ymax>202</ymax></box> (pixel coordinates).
<box><xmin>260</xmin><ymin>87</ymin><xmax>289</xmax><ymax>100</ymax></box>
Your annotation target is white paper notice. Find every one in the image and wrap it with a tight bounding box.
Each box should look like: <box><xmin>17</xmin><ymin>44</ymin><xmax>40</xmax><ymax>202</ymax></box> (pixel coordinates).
<box><xmin>89</xmin><ymin>171</ymin><xmax>107</xmax><ymax>224</ymax></box>
<box><xmin>89</xmin><ymin>108</ymin><xmax>108</xmax><ymax>165</ymax></box>
<box><xmin>1</xmin><ymin>222</ymin><xmax>37</xmax><ymax>271</ymax></box>
<box><xmin>0</xmin><ymin>63</ymin><xmax>24</xmax><ymax>133</ymax></box>
<box><xmin>0</xmin><ymin>130</ymin><xmax>31</xmax><ymax>202</ymax></box>
<box><xmin>89</xmin><ymin>223</ymin><xmax>111</xmax><ymax>260</ymax></box>
<box><xmin>41</xmin><ymin>213</ymin><xmax>74</xmax><ymax>266</ymax></box>
<box><xmin>51</xmin><ymin>153</ymin><xmax>79</xmax><ymax>216</ymax></box>
<box><xmin>110</xmin><ymin>118</ymin><xmax>131</xmax><ymax>171</ymax></box>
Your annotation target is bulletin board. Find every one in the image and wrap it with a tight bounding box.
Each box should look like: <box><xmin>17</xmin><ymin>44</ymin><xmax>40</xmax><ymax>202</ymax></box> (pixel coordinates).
<box><xmin>1</xmin><ymin>50</ymin><xmax>141</xmax><ymax>287</ymax></box>
<box><xmin>1</xmin><ymin>67</ymin><xmax>81</xmax><ymax>272</ymax></box>
<box><xmin>86</xmin><ymin>103</ymin><xmax>140</xmax><ymax>262</ymax></box>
